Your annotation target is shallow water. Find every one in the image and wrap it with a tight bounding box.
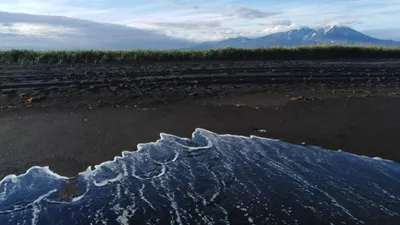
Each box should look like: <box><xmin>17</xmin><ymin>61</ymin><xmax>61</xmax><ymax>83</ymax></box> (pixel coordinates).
<box><xmin>0</xmin><ymin>129</ymin><xmax>399</xmax><ymax>225</ymax></box>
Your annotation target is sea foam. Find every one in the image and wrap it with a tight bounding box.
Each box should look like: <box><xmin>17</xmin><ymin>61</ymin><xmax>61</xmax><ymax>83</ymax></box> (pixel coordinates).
<box><xmin>0</xmin><ymin>128</ymin><xmax>399</xmax><ymax>225</ymax></box>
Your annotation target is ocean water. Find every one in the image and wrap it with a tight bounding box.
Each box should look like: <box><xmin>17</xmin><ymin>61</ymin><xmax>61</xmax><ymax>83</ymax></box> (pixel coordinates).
<box><xmin>0</xmin><ymin>129</ymin><xmax>399</xmax><ymax>225</ymax></box>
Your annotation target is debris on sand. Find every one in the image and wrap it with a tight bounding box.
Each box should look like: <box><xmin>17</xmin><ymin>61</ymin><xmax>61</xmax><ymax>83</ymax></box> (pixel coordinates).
<box><xmin>257</xmin><ymin>129</ymin><xmax>267</xmax><ymax>133</ymax></box>
<box><xmin>288</xmin><ymin>96</ymin><xmax>313</xmax><ymax>101</ymax></box>
<box><xmin>26</xmin><ymin>97</ymin><xmax>34</xmax><ymax>104</ymax></box>
<box><xmin>235</xmin><ymin>103</ymin><xmax>247</xmax><ymax>107</ymax></box>
<box><xmin>25</xmin><ymin>96</ymin><xmax>45</xmax><ymax>104</ymax></box>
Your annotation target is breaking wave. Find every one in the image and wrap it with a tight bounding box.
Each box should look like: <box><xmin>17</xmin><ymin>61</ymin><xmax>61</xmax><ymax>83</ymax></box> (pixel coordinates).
<box><xmin>0</xmin><ymin>129</ymin><xmax>399</xmax><ymax>225</ymax></box>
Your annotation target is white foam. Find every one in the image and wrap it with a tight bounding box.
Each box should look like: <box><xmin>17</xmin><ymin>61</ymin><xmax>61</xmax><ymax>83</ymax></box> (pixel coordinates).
<box><xmin>3</xmin><ymin>128</ymin><xmax>396</xmax><ymax>191</ymax></box>
<box><xmin>93</xmin><ymin>174</ymin><xmax>124</xmax><ymax>187</ymax></box>
<box><xmin>139</xmin><ymin>183</ymin><xmax>156</xmax><ymax>210</ymax></box>
<box><xmin>131</xmin><ymin>163</ymin><xmax>166</xmax><ymax>180</ymax></box>
<box><xmin>371</xmin><ymin>157</ymin><xmax>394</xmax><ymax>162</ymax></box>
<box><xmin>159</xmin><ymin>130</ymin><xmax>214</xmax><ymax>151</ymax></box>
<box><xmin>116</xmin><ymin>209</ymin><xmax>130</xmax><ymax>225</ymax></box>
<box><xmin>250</xmin><ymin>135</ymin><xmax>281</xmax><ymax>142</ymax></box>
<box><xmin>71</xmin><ymin>193</ymin><xmax>86</xmax><ymax>203</ymax></box>
<box><xmin>2</xmin><ymin>126</ymin><xmax>397</xmax><ymax>220</ymax></box>
<box><xmin>79</xmin><ymin>166</ymin><xmax>94</xmax><ymax>180</ymax></box>
<box><xmin>121</xmin><ymin>163</ymin><xmax>129</xmax><ymax>177</ymax></box>
<box><xmin>360</xmin><ymin>155</ymin><xmax>394</xmax><ymax>162</ymax></box>
<box><xmin>0</xmin><ymin>166</ymin><xmax>68</xmax><ymax>185</ymax></box>
<box><xmin>0</xmin><ymin>128</ymin><xmax>279</xmax><ymax>189</ymax></box>
<box><xmin>22</xmin><ymin>189</ymin><xmax>58</xmax><ymax>224</ymax></box>
<box><xmin>31</xmin><ymin>204</ymin><xmax>40</xmax><ymax>225</ymax></box>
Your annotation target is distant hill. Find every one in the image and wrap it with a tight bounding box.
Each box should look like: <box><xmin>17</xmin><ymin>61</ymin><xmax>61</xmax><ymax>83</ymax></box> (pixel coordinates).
<box><xmin>190</xmin><ymin>26</ymin><xmax>400</xmax><ymax>49</ymax></box>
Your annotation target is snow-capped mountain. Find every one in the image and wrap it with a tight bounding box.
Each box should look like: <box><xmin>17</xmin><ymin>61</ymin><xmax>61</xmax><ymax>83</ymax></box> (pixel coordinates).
<box><xmin>305</xmin><ymin>25</ymin><xmax>386</xmax><ymax>44</ymax></box>
<box><xmin>191</xmin><ymin>26</ymin><xmax>400</xmax><ymax>49</ymax></box>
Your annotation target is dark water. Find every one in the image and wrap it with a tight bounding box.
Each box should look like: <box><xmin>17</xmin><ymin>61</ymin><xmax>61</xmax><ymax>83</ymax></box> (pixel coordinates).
<box><xmin>0</xmin><ymin>129</ymin><xmax>399</xmax><ymax>225</ymax></box>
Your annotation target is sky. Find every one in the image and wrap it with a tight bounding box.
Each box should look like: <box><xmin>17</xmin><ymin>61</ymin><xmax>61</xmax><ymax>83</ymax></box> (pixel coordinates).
<box><xmin>0</xmin><ymin>0</ymin><xmax>400</xmax><ymax>49</ymax></box>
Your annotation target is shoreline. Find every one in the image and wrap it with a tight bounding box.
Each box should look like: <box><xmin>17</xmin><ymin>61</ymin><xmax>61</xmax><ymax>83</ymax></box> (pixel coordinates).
<box><xmin>1</xmin><ymin>126</ymin><xmax>396</xmax><ymax>187</ymax></box>
<box><xmin>1</xmin><ymin>90</ymin><xmax>400</xmax><ymax>179</ymax></box>
<box><xmin>1</xmin><ymin>60</ymin><xmax>400</xmax><ymax>179</ymax></box>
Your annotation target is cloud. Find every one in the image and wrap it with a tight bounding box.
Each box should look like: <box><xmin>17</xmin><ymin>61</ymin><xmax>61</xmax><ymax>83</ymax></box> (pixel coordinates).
<box><xmin>150</xmin><ymin>21</ymin><xmax>221</xmax><ymax>30</ymax></box>
<box><xmin>0</xmin><ymin>11</ymin><xmax>192</xmax><ymax>50</ymax></box>
<box><xmin>224</xmin><ymin>6</ymin><xmax>281</xmax><ymax>19</ymax></box>
<box><xmin>320</xmin><ymin>16</ymin><xmax>364</xmax><ymax>28</ymax></box>
<box><xmin>1</xmin><ymin>0</ymin><xmax>400</xmax><ymax>44</ymax></box>
<box><xmin>263</xmin><ymin>24</ymin><xmax>303</xmax><ymax>35</ymax></box>
<box><xmin>270</xmin><ymin>19</ymin><xmax>292</xmax><ymax>26</ymax></box>
<box><xmin>161</xmin><ymin>0</ymin><xmax>200</xmax><ymax>9</ymax></box>
<box><xmin>0</xmin><ymin>22</ymin><xmax>76</xmax><ymax>40</ymax></box>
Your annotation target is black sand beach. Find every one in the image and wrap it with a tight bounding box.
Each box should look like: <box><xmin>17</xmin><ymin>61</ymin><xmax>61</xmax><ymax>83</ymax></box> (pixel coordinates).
<box><xmin>1</xmin><ymin>60</ymin><xmax>400</xmax><ymax>178</ymax></box>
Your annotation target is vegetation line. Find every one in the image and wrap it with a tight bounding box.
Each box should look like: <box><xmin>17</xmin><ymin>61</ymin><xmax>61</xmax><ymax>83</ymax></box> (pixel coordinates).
<box><xmin>1</xmin><ymin>46</ymin><xmax>400</xmax><ymax>64</ymax></box>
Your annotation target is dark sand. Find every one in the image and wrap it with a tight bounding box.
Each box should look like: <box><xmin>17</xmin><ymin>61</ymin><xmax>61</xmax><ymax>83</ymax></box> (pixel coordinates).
<box><xmin>1</xmin><ymin>89</ymin><xmax>400</xmax><ymax>179</ymax></box>
<box><xmin>0</xmin><ymin>60</ymin><xmax>400</xmax><ymax>179</ymax></box>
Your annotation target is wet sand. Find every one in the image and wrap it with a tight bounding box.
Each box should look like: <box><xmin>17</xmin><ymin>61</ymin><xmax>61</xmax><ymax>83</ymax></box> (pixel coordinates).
<box><xmin>1</xmin><ymin>87</ymin><xmax>400</xmax><ymax>179</ymax></box>
<box><xmin>0</xmin><ymin>60</ymin><xmax>400</xmax><ymax>179</ymax></box>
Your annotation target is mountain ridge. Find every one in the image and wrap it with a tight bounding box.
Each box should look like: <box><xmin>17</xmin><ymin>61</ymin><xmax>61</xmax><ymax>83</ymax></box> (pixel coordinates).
<box><xmin>190</xmin><ymin>25</ymin><xmax>400</xmax><ymax>49</ymax></box>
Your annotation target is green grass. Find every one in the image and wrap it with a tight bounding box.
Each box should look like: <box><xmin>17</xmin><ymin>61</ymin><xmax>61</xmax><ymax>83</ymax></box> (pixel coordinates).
<box><xmin>1</xmin><ymin>46</ymin><xmax>400</xmax><ymax>64</ymax></box>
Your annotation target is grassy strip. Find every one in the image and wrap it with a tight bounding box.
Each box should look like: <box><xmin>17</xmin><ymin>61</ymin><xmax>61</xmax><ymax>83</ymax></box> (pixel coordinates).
<box><xmin>1</xmin><ymin>46</ymin><xmax>400</xmax><ymax>64</ymax></box>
